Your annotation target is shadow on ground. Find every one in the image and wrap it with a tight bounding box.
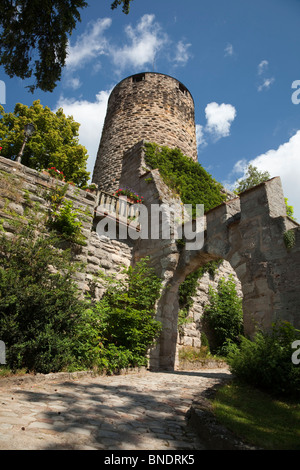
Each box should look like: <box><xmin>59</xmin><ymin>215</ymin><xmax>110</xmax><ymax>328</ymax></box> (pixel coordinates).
<box><xmin>7</xmin><ymin>369</ymin><xmax>230</xmax><ymax>450</ymax></box>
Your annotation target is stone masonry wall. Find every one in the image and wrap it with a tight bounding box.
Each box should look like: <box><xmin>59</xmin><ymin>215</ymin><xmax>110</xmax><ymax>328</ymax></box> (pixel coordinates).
<box><xmin>177</xmin><ymin>260</ymin><xmax>242</xmax><ymax>350</ymax></box>
<box><xmin>1</xmin><ymin>151</ymin><xmax>300</xmax><ymax>372</ymax></box>
<box><xmin>117</xmin><ymin>141</ymin><xmax>242</xmax><ymax>368</ymax></box>
<box><xmin>117</xmin><ymin>142</ymin><xmax>300</xmax><ymax>369</ymax></box>
<box><xmin>92</xmin><ymin>73</ymin><xmax>197</xmax><ymax>193</ymax></box>
<box><xmin>0</xmin><ymin>156</ymin><xmax>133</xmax><ymax>298</ymax></box>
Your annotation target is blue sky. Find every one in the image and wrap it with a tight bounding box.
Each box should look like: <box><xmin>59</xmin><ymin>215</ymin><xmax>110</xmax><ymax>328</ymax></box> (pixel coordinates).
<box><xmin>1</xmin><ymin>0</ymin><xmax>300</xmax><ymax>219</ymax></box>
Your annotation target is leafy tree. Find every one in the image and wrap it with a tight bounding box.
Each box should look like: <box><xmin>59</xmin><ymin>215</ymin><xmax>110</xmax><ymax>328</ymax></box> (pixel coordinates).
<box><xmin>235</xmin><ymin>164</ymin><xmax>271</xmax><ymax>193</ymax></box>
<box><xmin>0</xmin><ymin>100</ymin><xmax>90</xmax><ymax>186</ymax></box>
<box><xmin>111</xmin><ymin>0</ymin><xmax>133</xmax><ymax>14</ymax></box>
<box><xmin>204</xmin><ymin>275</ymin><xmax>244</xmax><ymax>356</ymax></box>
<box><xmin>95</xmin><ymin>257</ymin><xmax>162</xmax><ymax>371</ymax></box>
<box><xmin>235</xmin><ymin>164</ymin><xmax>297</xmax><ymax>220</ymax></box>
<box><xmin>285</xmin><ymin>197</ymin><xmax>297</xmax><ymax>221</ymax></box>
<box><xmin>0</xmin><ymin>0</ymin><xmax>133</xmax><ymax>93</ymax></box>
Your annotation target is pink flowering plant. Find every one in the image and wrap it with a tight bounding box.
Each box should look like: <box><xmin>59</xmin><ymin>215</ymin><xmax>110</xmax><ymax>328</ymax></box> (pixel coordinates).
<box><xmin>114</xmin><ymin>187</ymin><xmax>144</xmax><ymax>203</ymax></box>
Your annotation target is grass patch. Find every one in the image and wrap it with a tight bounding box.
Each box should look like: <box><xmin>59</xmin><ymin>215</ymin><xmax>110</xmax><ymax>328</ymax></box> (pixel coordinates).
<box><xmin>0</xmin><ymin>366</ymin><xmax>27</xmax><ymax>378</ymax></box>
<box><xmin>212</xmin><ymin>381</ymin><xmax>300</xmax><ymax>450</ymax></box>
<box><xmin>179</xmin><ymin>345</ymin><xmax>211</xmax><ymax>362</ymax></box>
<box><xmin>178</xmin><ymin>346</ymin><xmax>226</xmax><ymax>368</ymax></box>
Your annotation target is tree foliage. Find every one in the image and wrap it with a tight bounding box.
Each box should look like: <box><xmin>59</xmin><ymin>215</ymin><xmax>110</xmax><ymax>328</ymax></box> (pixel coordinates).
<box><xmin>235</xmin><ymin>164</ymin><xmax>271</xmax><ymax>193</ymax></box>
<box><xmin>0</xmin><ymin>0</ymin><xmax>133</xmax><ymax>93</ymax></box>
<box><xmin>95</xmin><ymin>257</ymin><xmax>162</xmax><ymax>371</ymax></box>
<box><xmin>0</xmin><ymin>214</ymin><xmax>162</xmax><ymax>373</ymax></box>
<box><xmin>111</xmin><ymin>0</ymin><xmax>133</xmax><ymax>14</ymax></box>
<box><xmin>204</xmin><ymin>276</ymin><xmax>244</xmax><ymax>356</ymax></box>
<box><xmin>0</xmin><ymin>226</ymin><xmax>90</xmax><ymax>373</ymax></box>
<box><xmin>285</xmin><ymin>198</ymin><xmax>297</xmax><ymax>221</ymax></box>
<box><xmin>227</xmin><ymin>321</ymin><xmax>300</xmax><ymax>398</ymax></box>
<box><xmin>0</xmin><ymin>100</ymin><xmax>90</xmax><ymax>186</ymax></box>
<box><xmin>0</xmin><ymin>0</ymin><xmax>88</xmax><ymax>93</ymax></box>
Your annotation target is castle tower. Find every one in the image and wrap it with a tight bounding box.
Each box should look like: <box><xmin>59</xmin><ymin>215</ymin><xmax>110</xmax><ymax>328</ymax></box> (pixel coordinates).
<box><xmin>92</xmin><ymin>72</ymin><xmax>197</xmax><ymax>193</ymax></box>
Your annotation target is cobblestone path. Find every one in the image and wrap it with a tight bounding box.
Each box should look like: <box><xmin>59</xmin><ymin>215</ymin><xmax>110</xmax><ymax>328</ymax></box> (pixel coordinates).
<box><xmin>0</xmin><ymin>368</ymin><xmax>230</xmax><ymax>450</ymax></box>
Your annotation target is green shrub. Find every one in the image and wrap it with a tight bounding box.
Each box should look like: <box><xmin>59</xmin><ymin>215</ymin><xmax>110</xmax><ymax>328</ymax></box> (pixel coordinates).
<box><xmin>227</xmin><ymin>321</ymin><xmax>300</xmax><ymax>397</ymax></box>
<box><xmin>95</xmin><ymin>257</ymin><xmax>162</xmax><ymax>372</ymax></box>
<box><xmin>203</xmin><ymin>275</ymin><xmax>244</xmax><ymax>356</ymax></box>
<box><xmin>45</xmin><ymin>184</ymin><xmax>87</xmax><ymax>245</ymax></box>
<box><xmin>144</xmin><ymin>142</ymin><xmax>226</xmax><ymax>216</ymax></box>
<box><xmin>178</xmin><ymin>260</ymin><xmax>221</xmax><ymax>335</ymax></box>
<box><xmin>283</xmin><ymin>229</ymin><xmax>296</xmax><ymax>250</ymax></box>
<box><xmin>0</xmin><ymin>225</ymin><xmax>162</xmax><ymax>374</ymax></box>
<box><xmin>0</xmin><ymin>226</ymin><xmax>90</xmax><ymax>373</ymax></box>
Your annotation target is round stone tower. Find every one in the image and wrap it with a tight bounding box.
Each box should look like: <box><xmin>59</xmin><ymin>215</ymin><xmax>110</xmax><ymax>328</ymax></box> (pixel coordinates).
<box><xmin>92</xmin><ymin>72</ymin><xmax>197</xmax><ymax>193</ymax></box>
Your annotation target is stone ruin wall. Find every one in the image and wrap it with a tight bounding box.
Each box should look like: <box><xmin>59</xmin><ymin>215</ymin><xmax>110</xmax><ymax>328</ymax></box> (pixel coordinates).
<box><xmin>177</xmin><ymin>260</ymin><xmax>242</xmax><ymax>351</ymax></box>
<box><xmin>117</xmin><ymin>141</ymin><xmax>300</xmax><ymax>369</ymax></box>
<box><xmin>1</xmin><ymin>147</ymin><xmax>300</xmax><ymax>371</ymax></box>
<box><xmin>0</xmin><ymin>156</ymin><xmax>133</xmax><ymax>299</ymax></box>
<box><xmin>0</xmin><ymin>151</ymin><xmax>241</xmax><ymax>362</ymax></box>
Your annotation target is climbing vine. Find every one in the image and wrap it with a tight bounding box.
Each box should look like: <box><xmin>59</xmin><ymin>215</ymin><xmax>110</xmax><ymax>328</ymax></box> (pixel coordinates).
<box><xmin>283</xmin><ymin>229</ymin><xmax>296</xmax><ymax>250</ymax></box>
<box><xmin>178</xmin><ymin>260</ymin><xmax>222</xmax><ymax>333</ymax></box>
<box><xmin>144</xmin><ymin>142</ymin><xmax>226</xmax><ymax>217</ymax></box>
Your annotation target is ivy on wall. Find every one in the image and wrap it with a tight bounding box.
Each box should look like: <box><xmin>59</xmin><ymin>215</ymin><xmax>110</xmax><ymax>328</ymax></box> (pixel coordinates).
<box><xmin>143</xmin><ymin>142</ymin><xmax>226</xmax><ymax>216</ymax></box>
<box><xmin>178</xmin><ymin>260</ymin><xmax>222</xmax><ymax>333</ymax></box>
<box><xmin>143</xmin><ymin>142</ymin><xmax>228</xmax><ymax>335</ymax></box>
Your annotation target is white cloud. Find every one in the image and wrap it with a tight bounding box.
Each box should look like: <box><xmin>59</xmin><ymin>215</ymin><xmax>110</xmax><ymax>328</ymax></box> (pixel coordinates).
<box><xmin>196</xmin><ymin>102</ymin><xmax>237</xmax><ymax>149</ymax></box>
<box><xmin>224</xmin><ymin>43</ymin><xmax>234</xmax><ymax>57</ymax></box>
<box><xmin>204</xmin><ymin>102</ymin><xmax>237</xmax><ymax>140</ymax></box>
<box><xmin>232</xmin><ymin>159</ymin><xmax>248</xmax><ymax>174</ymax></box>
<box><xmin>226</xmin><ymin>131</ymin><xmax>300</xmax><ymax>221</ymax></box>
<box><xmin>62</xmin><ymin>14</ymin><xmax>192</xmax><ymax>89</ymax></box>
<box><xmin>54</xmin><ymin>90</ymin><xmax>111</xmax><ymax>178</ymax></box>
<box><xmin>196</xmin><ymin>124</ymin><xmax>207</xmax><ymax>148</ymax></box>
<box><xmin>65</xmin><ymin>77</ymin><xmax>82</xmax><ymax>90</ymax></box>
<box><xmin>65</xmin><ymin>18</ymin><xmax>111</xmax><ymax>70</ymax></box>
<box><xmin>249</xmin><ymin>131</ymin><xmax>300</xmax><ymax>219</ymax></box>
<box><xmin>257</xmin><ymin>60</ymin><xmax>275</xmax><ymax>92</ymax></box>
<box><xmin>258</xmin><ymin>77</ymin><xmax>275</xmax><ymax>92</ymax></box>
<box><xmin>110</xmin><ymin>14</ymin><xmax>168</xmax><ymax>70</ymax></box>
<box><xmin>258</xmin><ymin>59</ymin><xmax>269</xmax><ymax>75</ymax></box>
<box><xmin>173</xmin><ymin>40</ymin><xmax>192</xmax><ymax>66</ymax></box>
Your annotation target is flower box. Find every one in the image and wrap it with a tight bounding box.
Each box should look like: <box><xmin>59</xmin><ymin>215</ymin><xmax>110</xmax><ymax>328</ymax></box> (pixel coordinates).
<box><xmin>114</xmin><ymin>188</ymin><xmax>143</xmax><ymax>204</ymax></box>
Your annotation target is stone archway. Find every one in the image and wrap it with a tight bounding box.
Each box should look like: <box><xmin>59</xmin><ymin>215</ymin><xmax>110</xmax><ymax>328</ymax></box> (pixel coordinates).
<box><xmin>147</xmin><ymin>177</ymin><xmax>300</xmax><ymax>370</ymax></box>
<box><xmin>176</xmin><ymin>259</ymin><xmax>242</xmax><ymax>360</ymax></box>
<box><xmin>118</xmin><ymin>141</ymin><xmax>300</xmax><ymax>371</ymax></box>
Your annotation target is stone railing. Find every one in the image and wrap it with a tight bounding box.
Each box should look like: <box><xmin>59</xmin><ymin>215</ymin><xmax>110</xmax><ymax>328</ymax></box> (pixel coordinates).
<box><xmin>94</xmin><ymin>190</ymin><xmax>141</xmax><ymax>230</ymax></box>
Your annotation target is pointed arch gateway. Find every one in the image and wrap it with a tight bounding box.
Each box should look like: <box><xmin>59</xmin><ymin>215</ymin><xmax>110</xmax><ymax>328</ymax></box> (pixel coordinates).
<box><xmin>147</xmin><ymin>177</ymin><xmax>300</xmax><ymax>370</ymax></box>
